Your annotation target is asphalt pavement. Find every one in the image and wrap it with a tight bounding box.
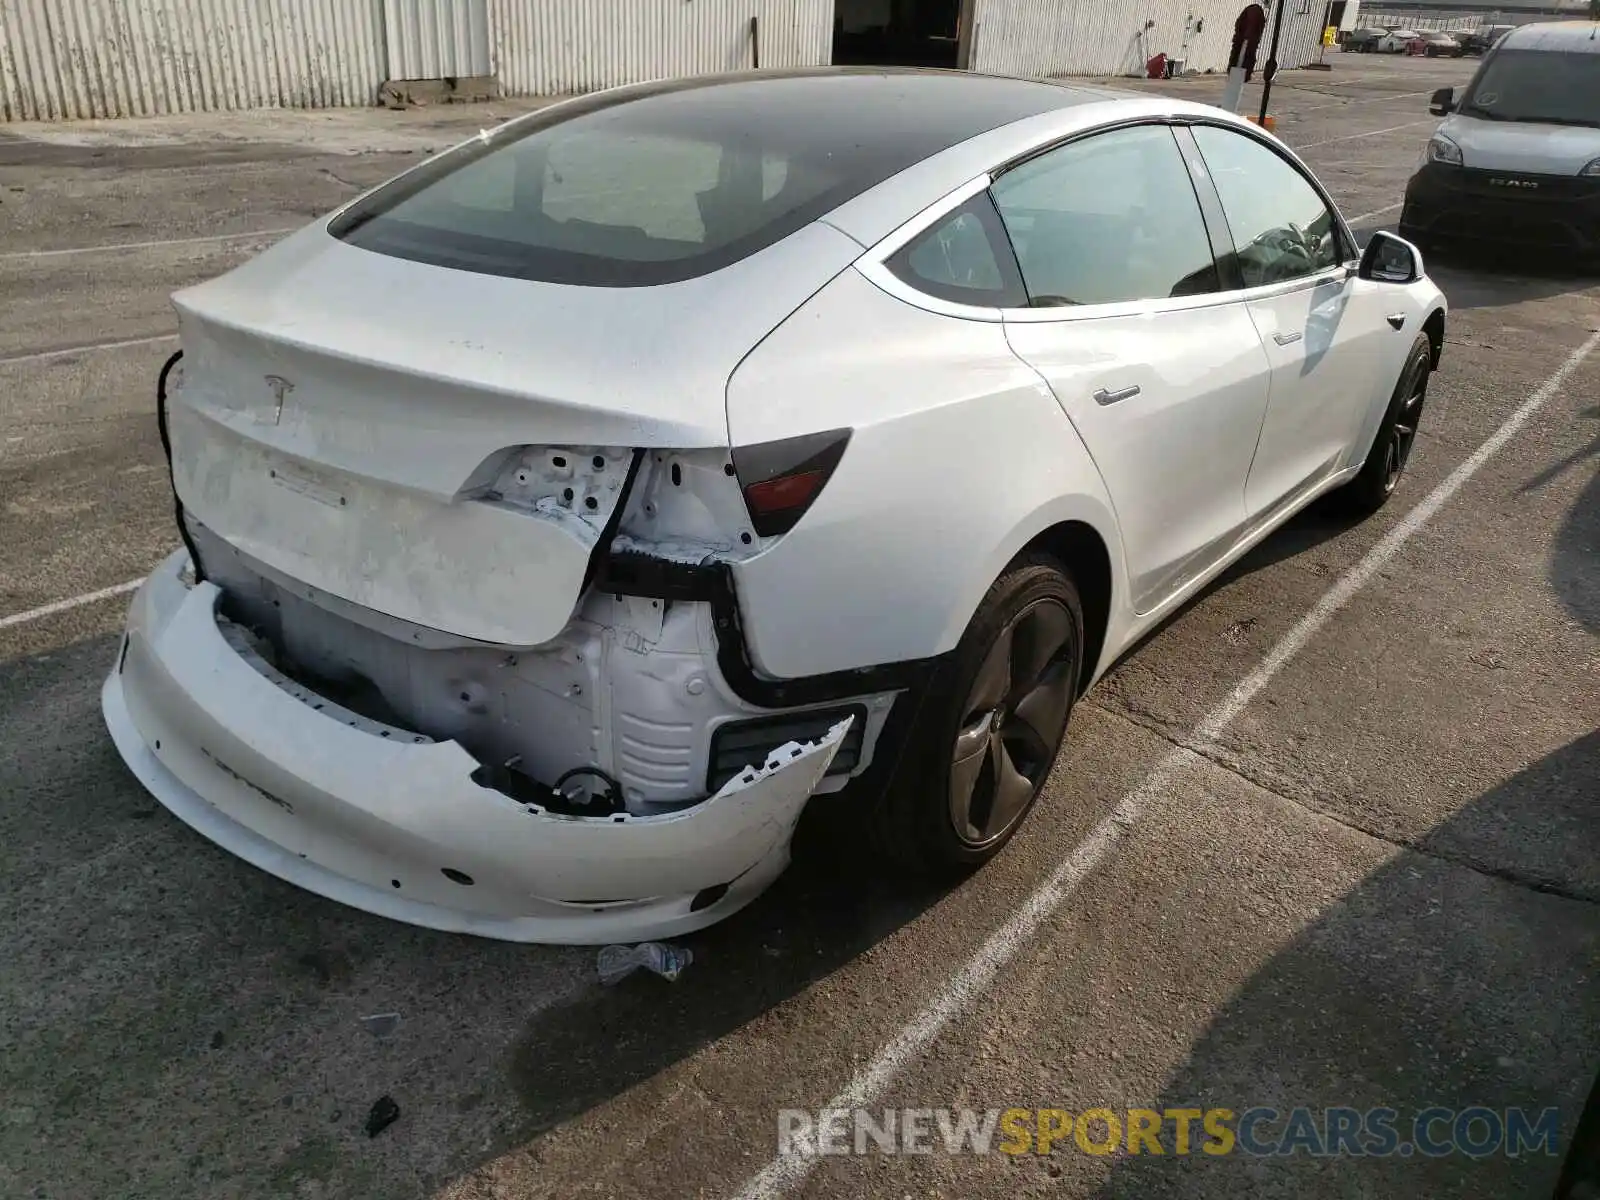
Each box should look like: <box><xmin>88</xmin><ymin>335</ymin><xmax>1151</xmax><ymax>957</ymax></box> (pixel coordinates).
<box><xmin>1</xmin><ymin>53</ymin><xmax>1596</xmax><ymax>1200</ymax></box>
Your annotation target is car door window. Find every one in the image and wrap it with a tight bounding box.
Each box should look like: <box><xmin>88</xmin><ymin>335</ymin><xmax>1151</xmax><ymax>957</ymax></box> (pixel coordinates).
<box><xmin>989</xmin><ymin>123</ymin><xmax>1220</xmax><ymax>308</ymax></box>
<box><xmin>885</xmin><ymin>193</ymin><xmax>1028</xmax><ymax>307</ymax></box>
<box><xmin>1191</xmin><ymin>126</ymin><xmax>1344</xmax><ymax>289</ymax></box>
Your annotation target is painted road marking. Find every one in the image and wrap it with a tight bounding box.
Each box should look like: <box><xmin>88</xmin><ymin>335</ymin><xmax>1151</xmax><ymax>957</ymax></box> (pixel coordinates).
<box><xmin>0</xmin><ymin>332</ymin><xmax>177</xmax><ymax>367</ymax></box>
<box><xmin>0</xmin><ymin>578</ymin><xmax>145</xmax><ymax>632</ymax></box>
<box><xmin>0</xmin><ymin>227</ymin><xmax>298</xmax><ymax>262</ymax></box>
<box><xmin>732</xmin><ymin>329</ymin><xmax>1600</xmax><ymax>1200</ymax></box>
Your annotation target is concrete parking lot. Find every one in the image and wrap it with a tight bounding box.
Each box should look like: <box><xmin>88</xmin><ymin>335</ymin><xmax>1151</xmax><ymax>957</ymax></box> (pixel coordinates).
<box><xmin>2</xmin><ymin>51</ymin><xmax>1597</xmax><ymax>1200</ymax></box>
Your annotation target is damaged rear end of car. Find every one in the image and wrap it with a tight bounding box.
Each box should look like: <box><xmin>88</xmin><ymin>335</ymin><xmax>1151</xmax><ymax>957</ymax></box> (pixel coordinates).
<box><xmin>102</xmin><ymin>77</ymin><xmax>941</xmax><ymax>942</ymax></box>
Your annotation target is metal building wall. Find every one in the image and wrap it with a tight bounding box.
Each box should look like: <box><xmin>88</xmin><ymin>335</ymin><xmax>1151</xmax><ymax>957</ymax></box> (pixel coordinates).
<box><xmin>385</xmin><ymin>0</ymin><xmax>492</xmax><ymax>78</ymax></box>
<box><xmin>969</xmin><ymin>0</ymin><xmax>1330</xmax><ymax>79</ymax></box>
<box><xmin>489</xmin><ymin>0</ymin><xmax>831</xmax><ymax>97</ymax></box>
<box><xmin>0</xmin><ymin>0</ymin><xmax>387</xmax><ymax>120</ymax></box>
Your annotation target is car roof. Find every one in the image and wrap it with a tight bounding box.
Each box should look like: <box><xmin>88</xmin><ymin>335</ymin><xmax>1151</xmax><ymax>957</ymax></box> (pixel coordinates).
<box><xmin>562</xmin><ymin>68</ymin><xmax>1126</xmax><ymax>160</ymax></box>
<box><xmin>1500</xmin><ymin>21</ymin><xmax>1600</xmax><ymax>52</ymax></box>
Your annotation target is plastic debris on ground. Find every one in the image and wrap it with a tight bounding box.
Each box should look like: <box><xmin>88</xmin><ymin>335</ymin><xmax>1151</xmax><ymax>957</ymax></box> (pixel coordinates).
<box><xmin>365</xmin><ymin>1095</ymin><xmax>400</xmax><ymax>1137</ymax></box>
<box><xmin>360</xmin><ymin>1012</ymin><xmax>402</xmax><ymax>1038</ymax></box>
<box><xmin>597</xmin><ymin>942</ymin><xmax>693</xmax><ymax>985</ymax></box>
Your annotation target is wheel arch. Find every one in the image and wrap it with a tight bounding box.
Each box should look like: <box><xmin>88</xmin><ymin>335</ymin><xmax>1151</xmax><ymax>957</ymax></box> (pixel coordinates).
<box><xmin>937</xmin><ymin>492</ymin><xmax>1127</xmax><ymax>699</ymax></box>
<box><xmin>1422</xmin><ymin>306</ymin><xmax>1446</xmax><ymax>369</ymax></box>
<box><xmin>1020</xmin><ymin>521</ymin><xmax>1114</xmax><ymax>697</ymax></box>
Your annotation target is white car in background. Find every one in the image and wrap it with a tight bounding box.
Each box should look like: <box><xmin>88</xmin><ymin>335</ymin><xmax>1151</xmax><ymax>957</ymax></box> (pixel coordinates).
<box><xmin>105</xmin><ymin>69</ymin><xmax>1448</xmax><ymax>944</ymax></box>
<box><xmin>1379</xmin><ymin>28</ymin><xmax>1423</xmax><ymax>52</ymax></box>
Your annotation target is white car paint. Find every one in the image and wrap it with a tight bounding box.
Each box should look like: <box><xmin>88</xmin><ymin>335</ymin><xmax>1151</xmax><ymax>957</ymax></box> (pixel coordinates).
<box><xmin>106</xmin><ymin>554</ymin><xmax>851</xmax><ymax>943</ymax></box>
<box><xmin>1378</xmin><ymin>29</ymin><xmax>1420</xmax><ymax>52</ymax></box>
<box><xmin>105</xmin><ymin>74</ymin><xmax>1447</xmax><ymax>943</ymax></box>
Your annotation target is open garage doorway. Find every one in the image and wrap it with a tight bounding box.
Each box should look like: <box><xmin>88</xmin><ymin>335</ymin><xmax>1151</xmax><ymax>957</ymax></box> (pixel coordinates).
<box><xmin>832</xmin><ymin>0</ymin><xmax>975</xmax><ymax>68</ymax></box>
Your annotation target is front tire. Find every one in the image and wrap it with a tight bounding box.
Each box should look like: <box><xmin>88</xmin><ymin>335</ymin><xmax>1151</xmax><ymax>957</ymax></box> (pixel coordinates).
<box><xmin>869</xmin><ymin>555</ymin><xmax>1083</xmax><ymax>877</ymax></box>
<box><xmin>1336</xmin><ymin>333</ymin><xmax>1432</xmax><ymax>517</ymax></box>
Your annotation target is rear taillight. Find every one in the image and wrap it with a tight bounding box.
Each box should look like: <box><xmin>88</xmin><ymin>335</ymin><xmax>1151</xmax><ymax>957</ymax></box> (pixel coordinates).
<box><xmin>731</xmin><ymin>429</ymin><xmax>851</xmax><ymax>537</ymax></box>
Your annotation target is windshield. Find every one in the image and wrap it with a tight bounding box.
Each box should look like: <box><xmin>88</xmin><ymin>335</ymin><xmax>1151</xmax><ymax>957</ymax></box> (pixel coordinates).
<box><xmin>1460</xmin><ymin>48</ymin><xmax>1600</xmax><ymax>125</ymax></box>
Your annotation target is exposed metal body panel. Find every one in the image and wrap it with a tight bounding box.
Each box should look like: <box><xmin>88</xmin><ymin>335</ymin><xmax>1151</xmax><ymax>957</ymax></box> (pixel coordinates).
<box><xmin>0</xmin><ymin>0</ymin><xmax>387</xmax><ymax>120</ymax></box>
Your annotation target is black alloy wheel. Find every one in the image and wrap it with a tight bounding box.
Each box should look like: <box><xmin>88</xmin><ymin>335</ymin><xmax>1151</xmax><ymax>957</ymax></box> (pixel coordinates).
<box><xmin>948</xmin><ymin>596</ymin><xmax>1077</xmax><ymax>847</ymax></box>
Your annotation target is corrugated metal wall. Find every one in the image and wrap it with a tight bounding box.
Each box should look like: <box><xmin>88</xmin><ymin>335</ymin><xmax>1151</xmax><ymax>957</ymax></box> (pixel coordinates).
<box><xmin>0</xmin><ymin>0</ymin><xmax>387</xmax><ymax>120</ymax></box>
<box><xmin>969</xmin><ymin>0</ymin><xmax>1330</xmax><ymax>78</ymax></box>
<box><xmin>2</xmin><ymin>0</ymin><xmax>1345</xmax><ymax>122</ymax></box>
<box><xmin>385</xmin><ymin>0</ymin><xmax>491</xmax><ymax>78</ymax></box>
<box><xmin>489</xmin><ymin>0</ymin><xmax>830</xmax><ymax>97</ymax></box>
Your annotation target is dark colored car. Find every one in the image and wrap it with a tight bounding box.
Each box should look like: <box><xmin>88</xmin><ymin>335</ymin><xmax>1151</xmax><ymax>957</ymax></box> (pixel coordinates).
<box><xmin>1343</xmin><ymin>27</ymin><xmax>1387</xmax><ymax>51</ymax></box>
<box><xmin>1458</xmin><ymin>24</ymin><xmax>1514</xmax><ymax>55</ymax></box>
<box><xmin>1413</xmin><ymin>31</ymin><xmax>1464</xmax><ymax>57</ymax></box>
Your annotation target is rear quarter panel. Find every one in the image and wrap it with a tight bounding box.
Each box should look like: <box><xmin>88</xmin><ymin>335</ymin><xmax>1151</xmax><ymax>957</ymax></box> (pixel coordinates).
<box><xmin>724</xmin><ymin>267</ymin><xmax>1125</xmax><ymax>680</ymax></box>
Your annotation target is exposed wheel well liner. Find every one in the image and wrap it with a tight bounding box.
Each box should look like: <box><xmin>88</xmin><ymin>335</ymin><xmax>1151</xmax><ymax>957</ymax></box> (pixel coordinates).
<box><xmin>1423</xmin><ymin>308</ymin><xmax>1445</xmax><ymax>369</ymax></box>
<box><xmin>1021</xmin><ymin>520</ymin><xmax>1111</xmax><ymax>697</ymax></box>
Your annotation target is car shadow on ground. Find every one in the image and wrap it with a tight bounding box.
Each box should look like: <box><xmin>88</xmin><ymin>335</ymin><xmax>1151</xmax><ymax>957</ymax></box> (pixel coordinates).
<box><xmin>1348</xmin><ymin>222</ymin><xmax>1599</xmax><ymax>313</ymax></box>
<box><xmin>502</xmin><ymin>817</ymin><xmax>945</xmax><ymax>1137</ymax></box>
<box><xmin>1427</xmin><ymin>255</ymin><xmax>1598</xmax><ymax>312</ymax></box>
<box><xmin>1531</xmin><ymin>404</ymin><xmax>1600</xmax><ymax>637</ymax></box>
<box><xmin>1094</xmin><ymin>729</ymin><xmax>1600</xmax><ymax>1199</ymax></box>
<box><xmin>0</xmin><ymin>629</ymin><xmax>950</xmax><ymax>1197</ymax></box>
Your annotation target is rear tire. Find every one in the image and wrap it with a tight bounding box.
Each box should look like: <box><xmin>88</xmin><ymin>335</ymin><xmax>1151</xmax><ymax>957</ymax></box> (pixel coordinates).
<box><xmin>869</xmin><ymin>555</ymin><xmax>1083</xmax><ymax>878</ymax></box>
<box><xmin>1335</xmin><ymin>333</ymin><xmax>1433</xmax><ymax>517</ymax></box>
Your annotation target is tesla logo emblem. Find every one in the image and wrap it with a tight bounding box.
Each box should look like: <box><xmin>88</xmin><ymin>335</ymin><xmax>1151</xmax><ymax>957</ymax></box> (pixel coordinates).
<box><xmin>1488</xmin><ymin>178</ymin><xmax>1538</xmax><ymax>189</ymax></box>
<box><xmin>263</xmin><ymin>374</ymin><xmax>294</xmax><ymax>425</ymax></box>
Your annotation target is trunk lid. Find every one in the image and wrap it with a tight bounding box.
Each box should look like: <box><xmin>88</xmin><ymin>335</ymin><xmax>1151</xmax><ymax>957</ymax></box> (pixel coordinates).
<box><xmin>168</xmin><ymin>220</ymin><xmax>860</xmax><ymax>646</ymax></box>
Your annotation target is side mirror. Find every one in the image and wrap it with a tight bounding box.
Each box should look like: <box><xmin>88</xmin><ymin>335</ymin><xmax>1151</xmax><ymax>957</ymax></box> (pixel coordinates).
<box><xmin>1430</xmin><ymin>86</ymin><xmax>1455</xmax><ymax>116</ymax></box>
<box><xmin>1359</xmin><ymin>231</ymin><xmax>1423</xmax><ymax>284</ymax></box>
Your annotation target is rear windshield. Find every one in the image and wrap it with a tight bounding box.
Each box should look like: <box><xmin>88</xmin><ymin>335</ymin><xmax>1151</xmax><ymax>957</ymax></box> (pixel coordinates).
<box><xmin>1460</xmin><ymin>48</ymin><xmax>1600</xmax><ymax>127</ymax></box>
<box><xmin>330</xmin><ymin>74</ymin><xmax>1057</xmax><ymax>287</ymax></box>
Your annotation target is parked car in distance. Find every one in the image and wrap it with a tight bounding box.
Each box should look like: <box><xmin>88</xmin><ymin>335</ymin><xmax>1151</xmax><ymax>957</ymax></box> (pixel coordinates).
<box><xmin>1459</xmin><ymin>24</ymin><xmax>1515</xmax><ymax>55</ymax></box>
<box><xmin>106</xmin><ymin>70</ymin><xmax>1449</xmax><ymax>945</ymax></box>
<box><xmin>1410</xmin><ymin>31</ymin><xmax>1463</xmax><ymax>57</ymax></box>
<box><xmin>1344</xmin><ymin>26</ymin><xmax>1387</xmax><ymax>51</ymax></box>
<box><xmin>1402</xmin><ymin>21</ymin><xmax>1600</xmax><ymax>258</ymax></box>
<box><xmin>1378</xmin><ymin>28</ymin><xmax>1422</xmax><ymax>52</ymax></box>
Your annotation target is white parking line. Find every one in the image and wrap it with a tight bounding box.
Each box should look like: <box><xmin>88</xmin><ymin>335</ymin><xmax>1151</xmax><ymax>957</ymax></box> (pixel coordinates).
<box><xmin>0</xmin><ymin>578</ymin><xmax>144</xmax><ymax>632</ymax></box>
<box><xmin>1347</xmin><ymin>200</ymin><xmax>1404</xmax><ymax>224</ymax></box>
<box><xmin>0</xmin><ymin>228</ymin><xmax>297</xmax><ymax>262</ymax></box>
<box><xmin>1300</xmin><ymin>118</ymin><xmax>1436</xmax><ymax>149</ymax></box>
<box><xmin>0</xmin><ymin>332</ymin><xmax>177</xmax><ymax>367</ymax></box>
<box><xmin>1299</xmin><ymin>89</ymin><xmax>1434</xmax><ymax>113</ymax></box>
<box><xmin>732</xmin><ymin>329</ymin><xmax>1600</xmax><ymax>1200</ymax></box>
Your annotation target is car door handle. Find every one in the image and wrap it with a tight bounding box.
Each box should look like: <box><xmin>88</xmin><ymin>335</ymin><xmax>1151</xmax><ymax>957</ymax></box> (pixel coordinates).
<box><xmin>1273</xmin><ymin>331</ymin><xmax>1303</xmax><ymax>346</ymax></box>
<box><xmin>1092</xmin><ymin>385</ymin><xmax>1141</xmax><ymax>406</ymax></box>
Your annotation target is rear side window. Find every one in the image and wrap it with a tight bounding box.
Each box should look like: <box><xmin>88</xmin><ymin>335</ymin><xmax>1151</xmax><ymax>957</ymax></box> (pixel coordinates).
<box><xmin>886</xmin><ymin>194</ymin><xmax>1027</xmax><ymax>308</ymax></box>
<box><xmin>989</xmin><ymin>123</ymin><xmax>1221</xmax><ymax>307</ymax></box>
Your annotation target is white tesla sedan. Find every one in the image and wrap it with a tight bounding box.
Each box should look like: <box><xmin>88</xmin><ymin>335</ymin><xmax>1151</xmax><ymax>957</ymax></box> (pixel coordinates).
<box><xmin>105</xmin><ymin>69</ymin><xmax>1446</xmax><ymax>944</ymax></box>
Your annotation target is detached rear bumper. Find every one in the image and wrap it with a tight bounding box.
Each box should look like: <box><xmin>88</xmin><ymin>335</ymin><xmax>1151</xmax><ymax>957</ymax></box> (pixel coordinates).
<box><xmin>102</xmin><ymin>550</ymin><xmax>849</xmax><ymax>944</ymax></box>
<box><xmin>1401</xmin><ymin>163</ymin><xmax>1600</xmax><ymax>257</ymax></box>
